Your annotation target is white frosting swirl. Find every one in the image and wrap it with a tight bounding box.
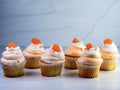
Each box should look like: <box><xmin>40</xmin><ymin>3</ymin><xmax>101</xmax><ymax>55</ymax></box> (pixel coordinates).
<box><xmin>3</xmin><ymin>47</ymin><xmax>22</xmax><ymax>56</ymax></box>
<box><xmin>50</xmin><ymin>45</ymin><xmax>65</xmax><ymax>59</ymax></box>
<box><xmin>42</xmin><ymin>48</ymin><xmax>65</xmax><ymax>60</ymax></box>
<box><xmin>101</xmin><ymin>43</ymin><xmax>118</xmax><ymax>53</ymax></box>
<box><xmin>72</xmin><ymin>41</ymin><xmax>85</xmax><ymax>50</ymax></box>
<box><xmin>85</xmin><ymin>46</ymin><xmax>101</xmax><ymax>57</ymax></box>
<box><xmin>1</xmin><ymin>46</ymin><xmax>25</xmax><ymax>66</ymax></box>
<box><xmin>27</xmin><ymin>43</ymin><xmax>44</xmax><ymax>52</ymax></box>
<box><xmin>41</xmin><ymin>45</ymin><xmax>65</xmax><ymax>64</ymax></box>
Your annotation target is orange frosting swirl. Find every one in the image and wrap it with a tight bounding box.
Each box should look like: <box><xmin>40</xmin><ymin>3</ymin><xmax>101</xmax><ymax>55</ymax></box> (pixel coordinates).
<box><xmin>65</xmin><ymin>38</ymin><xmax>85</xmax><ymax>57</ymax></box>
<box><xmin>65</xmin><ymin>45</ymin><xmax>84</xmax><ymax>57</ymax></box>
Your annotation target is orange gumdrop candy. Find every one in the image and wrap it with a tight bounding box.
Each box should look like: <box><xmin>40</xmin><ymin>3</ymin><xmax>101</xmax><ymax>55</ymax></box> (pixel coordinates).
<box><xmin>31</xmin><ymin>38</ymin><xmax>41</xmax><ymax>44</ymax></box>
<box><xmin>8</xmin><ymin>42</ymin><xmax>17</xmax><ymax>48</ymax></box>
<box><xmin>52</xmin><ymin>44</ymin><xmax>61</xmax><ymax>52</ymax></box>
<box><xmin>72</xmin><ymin>38</ymin><xmax>80</xmax><ymax>43</ymax></box>
<box><xmin>86</xmin><ymin>43</ymin><xmax>93</xmax><ymax>50</ymax></box>
<box><xmin>104</xmin><ymin>38</ymin><xmax>113</xmax><ymax>44</ymax></box>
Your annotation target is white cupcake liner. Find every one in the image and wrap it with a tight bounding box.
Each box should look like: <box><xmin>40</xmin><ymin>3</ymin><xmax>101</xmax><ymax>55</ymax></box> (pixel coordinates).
<box><xmin>76</xmin><ymin>61</ymin><xmax>101</xmax><ymax>78</ymax></box>
<box><xmin>40</xmin><ymin>61</ymin><xmax>64</xmax><ymax>77</ymax></box>
<box><xmin>65</xmin><ymin>56</ymin><xmax>79</xmax><ymax>69</ymax></box>
<box><xmin>24</xmin><ymin>56</ymin><xmax>41</xmax><ymax>69</ymax></box>
<box><xmin>1</xmin><ymin>62</ymin><xmax>26</xmax><ymax>77</ymax></box>
<box><xmin>100</xmin><ymin>59</ymin><xmax>117</xmax><ymax>71</ymax></box>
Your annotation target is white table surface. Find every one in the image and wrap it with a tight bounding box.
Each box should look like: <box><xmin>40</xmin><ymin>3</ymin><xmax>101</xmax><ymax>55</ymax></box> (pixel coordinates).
<box><xmin>0</xmin><ymin>46</ymin><xmax>120</xmax><ymax>90</ymax></box>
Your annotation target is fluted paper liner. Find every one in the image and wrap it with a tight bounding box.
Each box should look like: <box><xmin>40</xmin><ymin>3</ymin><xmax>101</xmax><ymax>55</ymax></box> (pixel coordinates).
<box><xmin>65</xmin><ymin>56</ymin><xmax>79</xmax><ymax>69</ymax></box>
<box><xmin>100</xmin><ymin>59</ymin><xmax>117</xmax><ymax>71</ymax></box>
<box><xmin>2</xmin><ymin>62</ymin><xmax>25</xmax><ymax>77</ymax></box>
<box><xmin>25</xmin><ymin>56</ymin><xmax>41</xmax><ymax>69</ymax></box>
<box><xmin>40</xmin><ymin>61</ymin><xmax>63</xmax><ymax>77</ymax></box>
<box><xmin>76</xmin><ymin>61</ymin><xmax>100</xmax><ymax>78</ymax></box>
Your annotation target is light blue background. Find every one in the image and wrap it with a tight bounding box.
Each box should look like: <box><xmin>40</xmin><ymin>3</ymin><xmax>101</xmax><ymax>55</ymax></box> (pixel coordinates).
<box><xmin>0</xmin><ymin>0</ymin><xmax>120</xmax><ymax>47</ymax></box>
<box><xmin>0</xmin><ymin>1</ymin><xmax>120</xmax><ymax>90</ymax></box>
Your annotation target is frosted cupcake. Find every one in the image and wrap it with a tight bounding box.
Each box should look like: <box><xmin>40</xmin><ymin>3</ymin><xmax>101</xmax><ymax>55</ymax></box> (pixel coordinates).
<box><xmin>23</xmin><ymin>38</ymin><xmax>44</xmax><ymax>69</ymax></box>
<box><xmin>65</xmin><ymin>38</ymin><xmax>85</xmax><ymax>69</ymax></box>
<box><xmin>100</xmin><ymin>38</ymin><xmax>119</xmax><ymax>71</ymax></box>
<box><xmin>40</xmin><ymin>44</ymin><xmax>65</xmax><ymax>77</ymax></box>
<box><xmin>76</xmin><ymin>43</ymin><xmax>103</xmax><ymax>78</ymax></box>
<box><xmin>1</xmin><ymin>42</ymin><xmax>26</xmax><ymax>77</ymax></box>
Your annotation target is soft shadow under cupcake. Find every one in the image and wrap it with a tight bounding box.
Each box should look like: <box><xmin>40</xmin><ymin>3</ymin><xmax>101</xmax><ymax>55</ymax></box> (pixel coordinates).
<box><xmin>24</xmin><ymin>69</ymin><xmax>40</xmax><ymax>76</ymax></box>
<box><xmin>62</xmin><ymin>68</ymin><xmax>78</xmax><ymax>77</ymax></box>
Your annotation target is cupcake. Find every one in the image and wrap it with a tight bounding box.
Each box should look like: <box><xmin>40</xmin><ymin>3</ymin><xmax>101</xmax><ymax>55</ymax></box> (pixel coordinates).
<box><xmin>0</xmin><ymin>42</ymin><xmax>26</xmax><ymax>77</ymax></box>
<box><xmin>40</xmin><ymin>44</ymin><xmax>65</xmax><ymax>77</ymax></box>
<box><xmin>76</xmin><ymin>43</ymin><xmax>103</xmax><ymax>78</ymax></box>
<box><xmin>100</xmin><ymin>38</ymin><xmax>119</xmax><ymax>71</ymax></box>
<box><xmin>23</xmin><ymin>38</ymin><xmax>44</xmax><ymax>69</ymax></box>
<box><xmin>64</xmin><ymin>38</ymin><xmax>85</xmax><ymax>69</ymax></box>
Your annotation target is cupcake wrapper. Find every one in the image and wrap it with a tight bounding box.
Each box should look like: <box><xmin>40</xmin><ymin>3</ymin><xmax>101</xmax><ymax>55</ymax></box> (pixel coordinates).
<box><xmin>100</xmin><ymin>59</ymin><xmax>117</xmax><ymax>71</ymax></box>
<box><xmin>40</xmin><ymin>62</ymin><xmax>63</xmax><ymax>77</ymax></box>
<box><xmin>65</xmin><ymin>56</ymin><xmax>79</xmax><ymax>69</ymax></box>
<box><xmin>76</xmin><ymin>62</ymin><xmax>100</xmax><ymax>78</ymax></box>
<box><xmin>25</xmin><ymin>56</ymin><xmax>41</xmax><ymax>69</ymax></box>
<box><xmin>1</xmin><ymin>62</ymin><xmax>25</xmax><ymax>77</ymax></box>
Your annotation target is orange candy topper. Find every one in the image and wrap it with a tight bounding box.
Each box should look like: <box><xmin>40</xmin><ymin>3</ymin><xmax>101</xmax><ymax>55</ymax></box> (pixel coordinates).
<box><xmin>104</xmin><ymin>38</ymin><xmax>113</xmax><ymax>44</ymax></box>
<box><xmin>8</xmin><ymin>42</ymin><xmax>17</xmax><ymax>48</ymax></box>
<box><xmin>72</xmin><ymin>38</ymin><xmax>80</xmax><ymax>43</ymax></box>
<box><xmin>32</xmin><ymin>38</ymin><xmax>41</xmax><ymax>45</ymax></box>
<box><xmin>52</xmin><ymin>44</ymin><xmax>61</xmax><ymax>52</ymax></box>
<box><xmin>86</xmin><ymin>43</ymin><xmax>93</xmax><ymax>50</ymax></box>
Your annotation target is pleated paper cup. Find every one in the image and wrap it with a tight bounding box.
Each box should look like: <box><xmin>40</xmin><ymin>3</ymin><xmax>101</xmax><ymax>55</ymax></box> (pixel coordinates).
<box><xmin>40</xmin><ymin>61</ymin><xmax>64</xmax><ymax>77</ymax></box>
<box><xmin>24</xmin><ymin>56</ymin><xmax>41</xmax><ymax>69</ymax></box>
<box><xmin>76</xmin><ymin>61</ymin><xmax>100</xmax><ymax>78</ymax></box>
<box><xmin>100</xmin><ymin>59</ymin><xmax>117</xmax><ymax>71</ymax></box>
<box><xmin>65</xmin><ymin>56</ymin><xmax>79</xmax><ymax>69</ymax></box>
<box><xmin>1</xmin><ymin>62</ymin><xmax>26</xmax><ymax>77</ymax></box>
